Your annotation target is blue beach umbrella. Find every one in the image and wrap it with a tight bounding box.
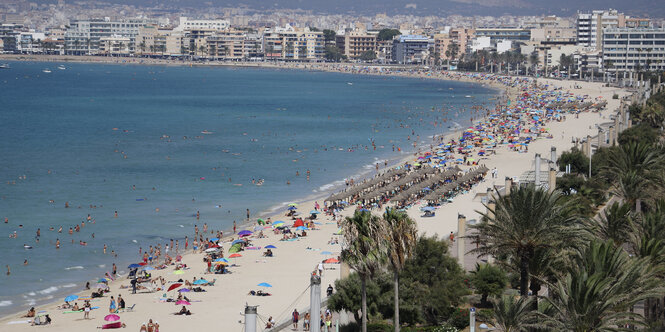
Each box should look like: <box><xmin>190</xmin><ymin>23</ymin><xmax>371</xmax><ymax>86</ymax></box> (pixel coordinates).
<box><xmin>210</xmin><ymin>238</ymin><xmax>219</xmax><ymax>242</ymax></box>
<box><xmin>128</xmin><ymin>263</ymin><xmax>141</xmax><ymax>269</ymax></box>
<box><xmin>214</xmin><ymin>258</ymin><xmax>229</xmax><ymax>263</ymax></box>
<box><xmin>142</xmin><ymin>266</ymin><xmax>155</xmax><ymax>271</ymax></box>
<box><xmin>265</xmin><ymin>245</ymin><xmax>277</xmax><ymax>249</ymax></box>
<box><xmin>296</xmin><ymin>226</ymin><xmax>308</xmax><ymax>231</ymax></box>
<box><xmin>64</xmin><ymin>295</ymin><xmax>78</xmax><ymax>302</ymax></box>
<box><xmin>231</xmin><ymin>239</ymin><xmax>245</xmax><ymax>245</ymax></box>
<box><xmin>287</xmin><ymin>206</ymin><xmax>297</xmax><ymax>211</ymax></box>
<box><xmin>257</xmin><ymin>282</ymin><xmax>272</xmax><ymax>288</ymax></box>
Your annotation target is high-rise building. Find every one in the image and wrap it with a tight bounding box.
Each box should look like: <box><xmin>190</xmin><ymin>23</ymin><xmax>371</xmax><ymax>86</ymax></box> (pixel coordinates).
<box><xmin>65</xmin><ymin>18</ymin><xmax>155</xmax><ymax>55</ymax></box>
<box><xmin>602</xmin><ymin>27</ymin><xmax>665</xmax><ymax>72</ymax></box>
<box><xmin>576</xmin><ymin>9</ymin><xmax>626</xmax><ymax>50</ymax></box>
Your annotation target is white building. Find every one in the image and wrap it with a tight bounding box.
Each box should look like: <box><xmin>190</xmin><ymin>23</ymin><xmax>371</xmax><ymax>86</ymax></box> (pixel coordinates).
<box><xmin>496</xmin><ymin>40</ymin><xmax>512</xmax><ymax>54</ymax></box>
<box><xmin>576</xmin><ymin>9</ymin><xmax>626</xmax><ymax>50</ymax></box>
<box><xmin>470</xmin><ymin>36</ymin><xmax>491</xmax><ymax>53</ymax></box>
<box><xmin>602</xmin><ymin>28</ymin><xmax>665</xmax><ymax>72</ymax></box>
<box><xmin>175</xmin><ymin>17</ymin><xmax>229</xmax><ymax>32</ymax></box>
<box><xmin>65</xmin><ymin>18</ymin><xmax>155</xmax><ymax>55</ymax></box>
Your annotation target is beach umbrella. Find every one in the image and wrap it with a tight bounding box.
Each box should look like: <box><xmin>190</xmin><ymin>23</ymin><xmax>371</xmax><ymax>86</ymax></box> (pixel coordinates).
<box><xmin>214</xmin><ymin>261</ymin><xmax>228</xmax><ymax>266</ymax></box>
<box><xmin>288</xmin><ymin>203</ymin><xmax>298</xmax><ymax>207</ymax></box>
<box><xmin>178</xmin><ymin>288</ymin><xmax>190</xmax><ymax>293</ymax></box>
<box><xmin>98</xmin><ymin>278</ymin><xmax>110</xmax><ymax>283</ymax></box>
<box><xmin>257</xmin><ymin>282</ymin><xmax>272</xmax><ymax>287</ymax></box>
<box><xmin>95</xmin><ymin>283</ymin><xmax>107</xmax><ymax>289</ymax></box>
<box><xmin>167</xmin><ymin>283</ymin><xmax>182</xmax><ymax>292</ymax></box>
<box><xmin>309</xmin><ymin>210</ymin><xmax>320</xmax><ymax>214</ymax></box>
<box><xmin>204</xmin><ymin>248</ymin><xmax>219</xmax><ymax>253</ymax></box>
<box><xmin>287</xmin><ymin>206</ymin><xmax>297</xmax><ymax>211</ymax></box>
<box><xmin>265</xmin><ymin>245</ymin><xmax>276</xmax><ymax>249</ymax></box>
<box><xmin>64</xmin><ymin>295</ymin><xmax>78</xmax><ymax>302</ymax></box>
<box><xmin>127</xmin><ymin>263</ymin><xmax>141</xmax><ymax>269</ymax></box>
<box><xmin>272</xmin><ymin>222</ymin><xmax>285</xmax><ymax>228</ymax></box>
<box><xmin>296</xmin><ymin>226</ymin><xmax>308</xmax><ymax>231</ymax></box>
<box><xmin>176</xmin><ymin>300</ymin><xmax>191</xmax><ymax>306</ymax></box>
<box><xmin>238</xmin><ymin>230</ymin><xmax>252</xmax><ymax>237</ymax></box>
<box><xmin>104</xmin><ymin>314</ymin><xmax>120</xmax><ymax>322</ymax></box>
<box><xmin>173</xmin><ymin>270</ymin><xmax>185</xmax><ymax>275</ymax></box>
<box><xmin>231</xmin><ymin>239</ymin><xmax>245</xmax><ymax>245</ymax></box>
<box><xmin>253</xmin><ymin>225</ymin><xmax>263</xmax><ymax>231</ymax></box>
<box><xmin>229</xmin><ymin>253</ymin><xmax>242</xmax><ymax>258</ymax></box>
<box><xmin>193</xmin><ymin>279</ymin><xmax>208</xmax><ymax>285</ymax></box>
<box><xmin>142</xmin><ymin>266</ymin><xmax>154</xmax><ymax>271</ymax></box>
<box><xmin>209</xmin><ymin>238</ymin><xmax>219</xmax><ymax>242</ymax></box>
<box><xmin>257</xmin><ymin>218</ymin><xmax>265</xmax><ymax>223</ymax></box>
<box><xmin>324</xmin><ymin>258</ymin><xmax>340</xmax><ymax>264</ymax></box>
<box><xmin>214</xmin><ymin>258</ymin><xmax>229</xmax><ymax>263</ymax></box>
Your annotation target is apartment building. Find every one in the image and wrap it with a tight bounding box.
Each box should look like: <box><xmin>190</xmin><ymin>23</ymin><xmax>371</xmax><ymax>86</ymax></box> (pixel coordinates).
<box><xmin>65</xmin><ymin>18</ymin><xmax>155</xmax><ymax>55</ymax></box>
<box><xmin>576</xmin><ymin>9</ymin><xmax>626</xmax><ymax>50</ymax></box>
<box><xmin>602</xmin><ymin>27</ymin><xmax>665</xmax><ymax>72</ymax></box>
<box><xmin>335</xmin><ymin>29</ymin><xmax>378</xmax><ymax>59</ymax></box>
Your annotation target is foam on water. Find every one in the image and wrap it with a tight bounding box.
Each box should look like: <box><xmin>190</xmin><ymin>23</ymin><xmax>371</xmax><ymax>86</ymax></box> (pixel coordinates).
<box><xmin>0</xmin><ymin>301</ymin><xmax>13</xmax><ymax>307</ymax></box>
<box><xmin>64</xmin><ymin>266</ymin><xmax>84</xmax><ymax>270</ymax></box>
<box><xmin>37</xmin><ymin>287</ymin><xmax>58</xmax><ymax>295</ymax></box>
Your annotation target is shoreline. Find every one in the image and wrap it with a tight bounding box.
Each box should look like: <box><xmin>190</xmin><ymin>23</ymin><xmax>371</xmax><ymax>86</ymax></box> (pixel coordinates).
<box><xmin>0</xmin><ymin>55</ymin><xmax>630</xmax><ymax>331</ymax></box>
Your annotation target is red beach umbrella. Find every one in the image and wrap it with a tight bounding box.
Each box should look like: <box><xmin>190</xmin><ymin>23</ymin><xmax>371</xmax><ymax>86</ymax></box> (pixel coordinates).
<box><xmin>167</xmin><ymin>283</ymin><xmax>182</xmax><ymax>292</ymax></box>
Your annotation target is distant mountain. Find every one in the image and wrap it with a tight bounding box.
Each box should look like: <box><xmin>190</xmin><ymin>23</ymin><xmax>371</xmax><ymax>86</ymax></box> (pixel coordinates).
<box><xmin>38</xmin><ymin>0</ymin><xmax>663</xmax><ymax>17</ymax></box>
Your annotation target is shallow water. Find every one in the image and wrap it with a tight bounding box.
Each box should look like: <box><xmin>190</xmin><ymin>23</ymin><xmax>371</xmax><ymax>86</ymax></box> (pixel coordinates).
<box><xmin>0</xmin><ymin>61</ymin><xmax>497</xmax><ymax>316</ymax></box>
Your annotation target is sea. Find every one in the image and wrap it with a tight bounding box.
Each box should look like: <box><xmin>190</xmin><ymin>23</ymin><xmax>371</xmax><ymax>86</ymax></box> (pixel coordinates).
<box><xmin>0</xmin><ymin>61</ymin><xmax>498</xmax><ymax>316</ymax></box>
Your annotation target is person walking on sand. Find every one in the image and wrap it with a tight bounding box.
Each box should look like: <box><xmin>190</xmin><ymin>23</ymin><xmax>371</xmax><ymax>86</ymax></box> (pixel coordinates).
<box><xmin>233</xmin><ymin>221</ymin><xmax>236</xmax><ymax>234</ymax></box>
<box><xmin>292</xmin><ymin>309</ymin><xmax>299</xmax><ymax>329</ymax></box>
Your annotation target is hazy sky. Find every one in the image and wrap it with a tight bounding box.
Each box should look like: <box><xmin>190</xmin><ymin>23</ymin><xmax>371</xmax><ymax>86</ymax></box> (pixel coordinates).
<box><xmin>37</xmin><ymin>0</ymin><xmax>663</xmax><ymax>17</ymax></box>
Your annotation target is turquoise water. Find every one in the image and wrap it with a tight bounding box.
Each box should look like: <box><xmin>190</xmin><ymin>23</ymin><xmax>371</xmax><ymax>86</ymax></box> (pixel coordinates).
<box><xmin>0</xmin><ymin>61</ymin><xmax>497</xmax><ymax>315</ymax></box>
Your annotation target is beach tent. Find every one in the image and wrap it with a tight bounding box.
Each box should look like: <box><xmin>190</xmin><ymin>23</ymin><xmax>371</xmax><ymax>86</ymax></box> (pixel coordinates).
<box><xmin>293</xmin><ymin>219</ymin><xmax>305</xmax><ymax>227</ymax></box>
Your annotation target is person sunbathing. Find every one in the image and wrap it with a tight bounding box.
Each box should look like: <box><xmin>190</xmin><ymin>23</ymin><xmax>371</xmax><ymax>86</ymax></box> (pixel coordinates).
<box><xmin>176</xmin><ymin>306</ymin><xmax>191</xmax><ymax>315</ymax></box>
<box><xmin>23</xmin><ymin>307</ymin><xmax>35</xmax><ymax>317</ymax></box>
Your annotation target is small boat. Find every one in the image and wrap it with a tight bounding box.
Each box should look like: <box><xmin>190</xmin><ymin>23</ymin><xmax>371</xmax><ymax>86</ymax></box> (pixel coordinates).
<box><xmin>0</xmin><ymin>63</ymin><xmax>9</xmax><ymax>69</ymax></box>
<box><xmin>465</xmin><ymin>95</ymin><xmax>472</xmax><ymax>98</ymax></box>
<box><xmin>42</xmin><ymin>69</ymin><xmax>52</xmax><ymax>73</ymax></box>
<box><xmin>57</xmin><ymin>65</ymin><xmax>66</xmax><ymax>70</ymax></box>
<box><xmin>347</xmin><ymin>82</ymin><xmax>353</xmax><ymax>85</ymax></box>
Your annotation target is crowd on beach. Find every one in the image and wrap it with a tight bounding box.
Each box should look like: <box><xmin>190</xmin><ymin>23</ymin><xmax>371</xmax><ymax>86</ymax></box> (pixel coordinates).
<box><xmin>12</xmin><ymin>199</ymin><xmax>341</xmax><ymax>330</ymax></box>
<box><xmin>1</xmin><ymin>63</ymin><xmax>612</xmax><ymax>330</ymax></box>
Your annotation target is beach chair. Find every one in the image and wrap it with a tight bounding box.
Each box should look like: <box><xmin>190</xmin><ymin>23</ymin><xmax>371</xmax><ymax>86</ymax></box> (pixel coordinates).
<box><xmin>206</xmin><ymin>278</ymin><xmax>216</xmax><ymax>286</ymax></box>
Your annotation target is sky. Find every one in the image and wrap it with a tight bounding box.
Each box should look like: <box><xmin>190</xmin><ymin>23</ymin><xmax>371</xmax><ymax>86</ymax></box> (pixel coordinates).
<box><xmin>64</xmin><ymin>0</ymin><xmax>662</xmax><ymax>17</ymax></box>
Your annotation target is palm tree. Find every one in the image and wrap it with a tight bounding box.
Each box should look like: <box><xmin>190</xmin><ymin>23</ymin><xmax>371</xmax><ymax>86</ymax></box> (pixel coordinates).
<box><xmin>600</xmin><ymin>142</ymin><xmax>665</xmax><ymax>212</ymax></box>
<box><xmin>491</xmin><ymin>295</ymin><xmax>536</xmax><ymax>332</ymax></box>
<box><xmin>382</xmin><ymin>208</ymin><xmax>417</xmax><ymax>332</ymax></box>
<box><xmin>469</xmin><ymin>185</ymin><xmax>584</xmax><ymax>299</ymax></box>
<box><xmin>540</xmin><ymin>240</ymin><xmax>665</xmax><ymax>331</ymax></box>
<box><xmin>340</xmin><ymin>210</ymin><xmax>385</xmax><ymax>332</ymax></box>
<box><xmin>587</xmin><ymin>201</ymin><xmax>634</xmax><ymax>247</ymax></box>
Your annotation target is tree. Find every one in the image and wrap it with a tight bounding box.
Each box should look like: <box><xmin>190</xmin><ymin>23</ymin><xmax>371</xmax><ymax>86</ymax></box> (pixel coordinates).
<box><xmin>559</xmin><ymin>53</ymin><xmax>574</xmax><ymax>70</ymax></box>
<box><xmin>340</xmin><ymin>210</ymin><xmax>385</xmax><ymax>332</ymax></box>
<box><xmin>469</xmin><ymin>185</ymin><xmax>584</xmax><ymax>300</ymax></box>
<box><xmin>323</xmin><ymin>29</ymin><xmax>336</xmax><ymax>43</ymax></box>
<box><xmin>618</xmin><ymin>123</ymin><xmax>659</xmax><ymax>145</ymax></box>
<box><xmin>382</xmin><ymin>209</ymin><xmax>418</xmax><ymax>332</ymax></box>
<box><xmin>329</xmin><ymin>236</ymin><xmax>469</xmax><ymax>326</ymax></box>
<box><xmin>540</xmin><ymin>240</ymin><xmax>665</xmax><ymax>331</ymax></box>
<box><xmin>491</xmin><ymin>295</ymin><xmax>536</xmax><ymax>332</ymax></box>
<box><xmin>378</xmin><ymin>28</ymin><xmax>401</xmax><ymax>41</ymax></box>
<box><xmin>139</xmin><ymin>41</ymin><xmax>146</xmax><ymax>55</ymax></box>
<box><xmin>588</xmin><ymin>202</ymin><xmax>634</xmax><ymax>247</ymax></box>
<box><xmin>446</xmin><ymin>42</ymin><xmax>459</xmax><ymax>62</ymax></box>
<box><xmin>470</xmin><ymin>263</ymin><xmax>507</xmax><ymax>307</ymax></box>
<box><xmin>359</xmin><ymin>50</ymin><xmax>376</xmax><ymax>62</ymax></box>
<box><xmin>324</xmin><ymin>45</ymin><xmax>345</xmax><ymax>62</ymax></box>
<box><xmin>600</xmin><ymin>142</ymin><xmax>665</xmax><ymax>211</ymax></box>
<box><xmin>557</xmin><ymin>147</ymin><xmax>589</xmax><ymax>174</ymax></box>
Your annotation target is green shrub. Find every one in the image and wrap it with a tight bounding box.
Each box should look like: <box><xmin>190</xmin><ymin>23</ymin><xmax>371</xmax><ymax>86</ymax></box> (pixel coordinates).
<box><xmin>447</xmin><ymin>308</ymin><xmax>470</xmax><ymax>330</ymax></box>
<box><xmin>612</xmin><ymin>93</ymin><xmax>619</xmax><ymax>99</ymax></box>
<box><xmin>476</xmin><ymin>308</ymin><xmax>494</xmax><ymax>322</ymax></box>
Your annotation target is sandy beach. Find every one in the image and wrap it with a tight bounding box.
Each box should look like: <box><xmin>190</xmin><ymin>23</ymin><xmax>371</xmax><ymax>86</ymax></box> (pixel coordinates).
<box><xmin>0</xmin><ymin>55</ymin><xmax>631</xmax><ymax>332</ymax></box>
